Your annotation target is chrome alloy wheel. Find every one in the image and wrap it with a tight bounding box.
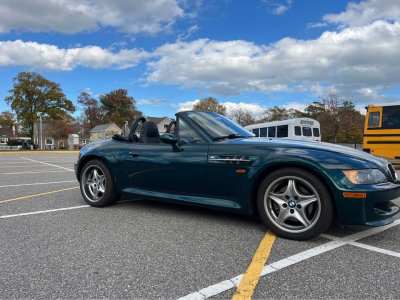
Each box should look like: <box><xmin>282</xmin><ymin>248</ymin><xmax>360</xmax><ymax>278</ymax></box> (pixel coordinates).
<box><xmin>82</xmin><ymin>165</ymin><xmax>106</xmax><ymax>202</ymax></box>
<box><xmin>264</xmin><ymin>176</ymin><xmax>321</xmax><ymax>233</ymax></box>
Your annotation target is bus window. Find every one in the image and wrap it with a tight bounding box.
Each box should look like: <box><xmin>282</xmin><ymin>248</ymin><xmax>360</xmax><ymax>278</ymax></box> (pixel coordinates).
<box><xmin>313</xmin><ymin>128</ymin><xmax>320</xmax><ymax>137</ymax></box>
<box><xmin>260</xmin><ymin>127</ymin><xmax>267</xmax><ymax>137</ymax></box>
<box><xmin>253</xmin><ymin>128</ymin><xmax>260</xmax><ymax>137</ymax></box>
<box><xmin>368</xmin><ymin>112</ymin><xmax>380</xmax><ymax>127</ymax></box>
<box><xmin>294</xmin><ymin>126</ymin><xmax>301</xmax><ymax>136</ymax></box>
<box><xmin>268</xmin><ymin>126</ymin><xmax>276</xmax><ymax>137</ymax></box>
<box><xmin>382</xmin><ymin>106</ymin><xmax>400</xmax><ymax>128</ymax></box>
<box><xmin>277</xmin><ymin>125</ymin><xmax>288</xmax><ymax>138</ymax></box>
<box><xmin>302</xmin><ymin>127</ymin><xmax>312</xmax><ymax>137</ymax></box>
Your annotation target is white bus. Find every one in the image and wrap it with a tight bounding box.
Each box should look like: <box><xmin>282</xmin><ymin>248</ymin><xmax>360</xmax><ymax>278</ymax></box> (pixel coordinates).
<box><xmin>244</xmin><ymin>118</ymin><xmax>321</xmax><ymax>142</ymax></box>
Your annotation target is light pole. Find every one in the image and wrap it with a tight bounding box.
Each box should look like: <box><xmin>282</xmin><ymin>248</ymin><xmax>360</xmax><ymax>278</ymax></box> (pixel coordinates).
<box><xmin>37</xmin><ymin>112</ymin><xmax>42</xmax><ymax>150</ymax></box>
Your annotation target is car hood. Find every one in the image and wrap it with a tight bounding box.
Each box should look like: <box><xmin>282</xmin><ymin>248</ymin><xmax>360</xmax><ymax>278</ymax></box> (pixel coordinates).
<box><xmin>223</xmin><ymin>137</ymin><xmax>389</xmax><ymax>167</ymax></box>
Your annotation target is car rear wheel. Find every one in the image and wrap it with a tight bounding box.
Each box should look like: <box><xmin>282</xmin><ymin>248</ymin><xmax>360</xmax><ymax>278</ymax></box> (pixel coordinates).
<box><xmin>80</xmin><ymin>159</ymin><xmax>120</xmax><ymax>207</ymax></box>
<box><xmin>257</xmin><ymin>168</ymin><xmax>333</xmax><ymax>240</ymax></box>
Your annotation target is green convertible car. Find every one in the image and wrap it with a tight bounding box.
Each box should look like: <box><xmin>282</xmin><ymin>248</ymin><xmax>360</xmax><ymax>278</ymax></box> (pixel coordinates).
<box><xmin>75</xmin><ymin>111</ymin><xmax>400</xmax><ymax>240</ymax></box>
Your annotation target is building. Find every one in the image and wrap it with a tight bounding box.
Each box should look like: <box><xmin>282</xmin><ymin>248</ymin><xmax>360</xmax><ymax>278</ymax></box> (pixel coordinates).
<box><xmin>133</xmin><ymin>117</ymin><xmax>174</xmax><ymax>137</ymax></box>
<box><xmin>33</xmin><ymin>122</ymin><xmax>71</xmax><ymax>149</ymax></box>
<box><xmin>80</xmin><ymin>135</ymin><xmax>90</xmax><ymax>146</ymax></box>
<box><xmin>0</xmin><ymin>126</ymin><xmax>19</xmax><ymax>145</ymax></box>
<box><xmin>90</xmin><ymin>123</ymin><xmax>122</xmax><ymax>142</ymax></box>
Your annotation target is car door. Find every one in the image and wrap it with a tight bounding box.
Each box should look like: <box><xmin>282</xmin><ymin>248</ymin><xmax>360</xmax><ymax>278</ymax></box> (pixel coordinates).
<box><xmin>123</xmin><ymin>117</ymin><xmax>208</xmax><ymax>195</ymax></box>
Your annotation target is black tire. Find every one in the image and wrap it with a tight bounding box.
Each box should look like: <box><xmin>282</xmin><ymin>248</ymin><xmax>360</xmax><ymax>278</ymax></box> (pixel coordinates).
<box><xmin>256</xmin><ymin>167</ymin><xmax>333</xmax><ymax>241</ymax></box>
<box><xmin>79</xmin><ymin>159</ymin><xmax>120</xmax><ymax>207</ymax></box>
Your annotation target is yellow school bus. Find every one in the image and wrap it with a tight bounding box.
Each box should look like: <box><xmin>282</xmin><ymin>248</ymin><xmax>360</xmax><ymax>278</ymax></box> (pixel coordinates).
<box><xmin>363</xmin><ymin>103</ymin><xmax>400</xmax><ymax>159</ymax></box>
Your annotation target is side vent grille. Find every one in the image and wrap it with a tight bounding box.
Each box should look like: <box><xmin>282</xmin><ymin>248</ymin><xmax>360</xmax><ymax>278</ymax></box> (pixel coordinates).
<box><xmin>208</xmin><ymin>155</ymin><xmax>257</xmax><ymax>165</ymax></box>
<box><xmin>388</xmin><ymin>163</ymin><xmax>397</xmax><ymax>181</ymax></box>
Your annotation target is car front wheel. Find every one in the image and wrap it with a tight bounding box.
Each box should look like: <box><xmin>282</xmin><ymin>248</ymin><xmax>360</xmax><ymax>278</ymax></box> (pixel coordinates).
<box><xmin>257</xmin><ymin>168</ymin><xmax>333</xmax><ymax>240</ymax></box>
<box><xmin>80</xmin><ymin>159</ymin><xmax>120</xmax><ymax>207</ymax></box>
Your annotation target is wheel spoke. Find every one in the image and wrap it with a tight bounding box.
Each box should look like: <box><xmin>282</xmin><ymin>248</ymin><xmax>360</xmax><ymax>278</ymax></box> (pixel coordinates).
<box><xmin>283</xmin><ymin>179</ymin><xmax>296</xmax><ymax>196</ymax></box>
<box><xmin>292</xmin><ymin>209</ymin><xmax>311</xmax><ymax>227</ymax></box>
<box><xmin>276</xmin><ymin>208</ymin><xmax>291</xmax><ymax>225</ymax></box>
<box><xmin>92</xmin><ymin>184</ymin><xmax>99</xmax><ymax>199</ymax></box>
<box><xmin>299</xmin><ymin>197</ymin><xmax>318</xmax><ymax>208</ymax></box>
<box><xmin>268</xmin><ymin>193</ymin><xmax>286</xmax><ymax>206</ymax></box>
<box><xmin>98</xmin><ymin>185</ymin><xmax>105</xmax><ymax>194</ymax></box>
<box><xmin>93</xmin><ymin>169</ymin><xmax>99</xmax><ymax>181</ymax></box>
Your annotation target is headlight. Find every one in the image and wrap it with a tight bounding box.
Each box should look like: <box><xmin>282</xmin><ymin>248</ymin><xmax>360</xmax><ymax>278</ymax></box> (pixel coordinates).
<box><xmin>342</xmin><ymin>169</ymin><xmax>388</xmax><ymax>184</ymax></box>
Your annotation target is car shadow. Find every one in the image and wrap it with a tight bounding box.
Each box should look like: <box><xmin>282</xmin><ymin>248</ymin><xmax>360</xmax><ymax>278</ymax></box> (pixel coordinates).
<box><xmin>115</xmin><ymin>197</ymin><xmax>372</xmax><ymax>240</ymax></box>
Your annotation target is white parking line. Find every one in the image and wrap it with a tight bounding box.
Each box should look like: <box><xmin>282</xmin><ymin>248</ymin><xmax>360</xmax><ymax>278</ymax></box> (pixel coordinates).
<box><xmin>0</xmin><ymin>165</ymin><xmax>74</xmax><ymax>168</ymax></box>
<box><xmin>0</xmin><ymin>181</ymin><xmax>77</xmax><ymax>188</ymax></box>
<box><xmin>179</xmin><ymin>220</ymin><xmax>400</xmax><ymax>300</ymax></box>
<box><xmin>21</xmin><ymin>157</ymin><xmax>75</xmax><ymax>171</ymax></box>
<box><xmin>0</xmin><ymin>205</ymin><xmax>90</xmax><ymax>219</ymax></box>
<box><xmin>348</xmin><ymin>242</ymin><xmax>400</xmax><ymax>258</ymax></box>
<box><xmin>2</xmin><ymin>170</ymin><xmax>73</xmax><ymax>175</ymax></box>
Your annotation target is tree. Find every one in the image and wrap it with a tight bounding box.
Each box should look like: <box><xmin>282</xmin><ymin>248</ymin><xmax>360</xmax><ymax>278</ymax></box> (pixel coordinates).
<box><xmin>5</xmin><ymin>72</ymin><xmax>75</xmax><ymax>137</ymax></box>
<box><xmin>0</xmin><ymin>110</ymin><xmax>16</xmax><ymax>128</ymax></box>
<box><xmin>100</xmin><ymin>89</ymin><xmax>142</xmax><ymax>127</ymax></box>
<box><xmin>77</xmin><ymin>91</ymin><xmax>104</xmax><ymax>136</ymax></box>
<box><xmin>229</xmin><ymin>106</ymin><xmax>256</xmax><ymax>127</ymax></box>
<box><xmin>46</xmin><ymin>119</ymin><xmax>73</xmax><ymax>148</ymax></box>
<box><xmin>304</xmin><ymin>91</ymin><xmax>364</xmax><ymax>143</ymax></box>
<box><xmin>259</xmin><ymin>106</ymin><xmax>303</xmax><ymax>122</ymax></box>
<box><xmin>193</xmin><ymin>97</ymin><xmax>227</xmax><ymax>115</ymax></box>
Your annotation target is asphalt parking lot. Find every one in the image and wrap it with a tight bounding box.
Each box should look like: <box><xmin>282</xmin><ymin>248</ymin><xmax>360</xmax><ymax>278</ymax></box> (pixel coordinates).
<box><xmin>1</xmin><ymin>152</ymin><xmax>400</xmax><ymax>299</ymax></box>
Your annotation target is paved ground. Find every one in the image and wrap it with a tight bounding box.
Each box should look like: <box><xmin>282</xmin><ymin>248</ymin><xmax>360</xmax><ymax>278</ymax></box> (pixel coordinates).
<box><xmin>0</xmin><ymin>152</ymin><xmax>399</xmax><ymax>299</ymax></box>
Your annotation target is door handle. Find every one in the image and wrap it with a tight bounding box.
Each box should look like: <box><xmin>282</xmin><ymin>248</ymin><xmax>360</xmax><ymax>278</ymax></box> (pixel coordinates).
<box><xmin>129</xmin><ymin>151</ymin><xmax>142</xmax><ymax>157</ymax></box>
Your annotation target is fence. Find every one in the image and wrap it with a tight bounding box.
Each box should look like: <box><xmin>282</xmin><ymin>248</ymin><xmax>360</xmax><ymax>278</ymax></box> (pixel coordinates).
<box><xmin>330</xmin><ymin>143</ymin><xmax>363</xmax><ymax>151</ymax></box>
<box><xmin>0</xmin><ymin>145</ymin><xmax>22</xmax><ymax>150</ymax></box>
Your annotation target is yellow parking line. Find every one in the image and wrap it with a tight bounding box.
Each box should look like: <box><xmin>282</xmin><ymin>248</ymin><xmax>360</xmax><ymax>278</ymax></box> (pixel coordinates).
<box><xmin>0</xmin><ymin>187</ymin><xmax>79</xmax><ymax>204</ymax></box>
<box><xmin>232</xmin><ymin>230</ymin><xmax>277</xmax><ymax>300</ymax></box>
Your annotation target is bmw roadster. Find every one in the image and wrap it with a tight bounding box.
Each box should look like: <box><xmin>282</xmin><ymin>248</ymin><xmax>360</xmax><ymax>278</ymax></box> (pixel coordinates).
<box><xmin>75</xmin><ymin>111</ymin><xmax>400</xmax><ymax>240</ymax></box>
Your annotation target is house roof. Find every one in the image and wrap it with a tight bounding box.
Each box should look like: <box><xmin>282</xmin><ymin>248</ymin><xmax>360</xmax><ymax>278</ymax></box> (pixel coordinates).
<box><xmin>147</xmin><ymin>116</ymin><xmax>171</xmax><ymax>124</ymax></box>
<box><xmin>0</xmin><ymin>127</ymin><xmax>18</xmax><ymax>138</ymax></box>
<box><xmin>90</xmin><ymin>123</ymin><xmax>121</xmax><ymax>132</ymax></box>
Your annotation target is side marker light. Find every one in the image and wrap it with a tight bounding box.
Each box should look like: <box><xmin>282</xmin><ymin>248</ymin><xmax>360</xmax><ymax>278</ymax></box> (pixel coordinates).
<box><xmin>343</xmin><ymin>192</ymin><xmax>366</xmax><ymax>198</ymax></box>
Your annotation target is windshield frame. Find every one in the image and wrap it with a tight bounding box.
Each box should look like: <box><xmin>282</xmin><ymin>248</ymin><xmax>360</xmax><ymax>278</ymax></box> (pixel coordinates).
<box><xmin>180</xmin><ymin>111</ymin><xmax>254</xmax><ymax>141</ymax></box>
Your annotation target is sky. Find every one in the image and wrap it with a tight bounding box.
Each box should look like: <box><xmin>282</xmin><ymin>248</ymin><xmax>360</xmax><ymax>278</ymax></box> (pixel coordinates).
<box><xmin>1</xmin><ymin>0</ymin><xmax>400</xmax><ymax>119</ymax></box>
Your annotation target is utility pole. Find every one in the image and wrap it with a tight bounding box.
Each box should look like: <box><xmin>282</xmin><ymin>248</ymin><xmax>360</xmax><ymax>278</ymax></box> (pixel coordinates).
<box><xmin>37</xmin><ymin>112</ymin><xmax>42</xmax><ymax>150</ymax></box>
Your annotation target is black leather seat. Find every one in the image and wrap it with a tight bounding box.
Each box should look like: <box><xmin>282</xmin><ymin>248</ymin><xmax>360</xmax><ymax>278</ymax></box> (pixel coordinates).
<box><xmin>139</xmin><ymin>121</ymin><xmax>161</xmax><ymax>143</ymax></box>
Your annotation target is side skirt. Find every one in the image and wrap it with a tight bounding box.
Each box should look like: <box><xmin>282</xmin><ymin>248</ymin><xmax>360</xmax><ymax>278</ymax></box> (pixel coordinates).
<box><xmin>120</xmin><ymin>187</ymin><xmax>246</xmax><ymax>212</ymax></box>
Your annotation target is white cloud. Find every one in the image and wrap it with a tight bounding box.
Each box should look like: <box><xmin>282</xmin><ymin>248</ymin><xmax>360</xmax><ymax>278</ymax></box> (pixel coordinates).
<box><xmin>145</xmin><ymin>20</ymin><xmax>400</xmax><ymax>103</ymax></box>
<box><xmin>0</xmin><ymin>40</ymin><xmax>149</xmax><ymax>70</ymax></box>
<box><xmin>174</xmin><ymin>99</ymin><xmax>200</xmax><ymax>112</ymax></box>
<box><xmin>306</xmin><ymin>22</ymin><xmax>328</xmax><ymax>29</ymax></box>
<box><xmin>261</xmin><ymin>0</ymin><xmax>292</xmax><ymax>15</ymax></box>
<box><xmin>80</xmin><ymin>87</ymin><xmax>92</xmax><ymax>95</ymax></box>
<box><xmin>3</xmin><ymin>4</ymin><xmax>400</xmax><ymax>106</ymax></box>
<box><xmin>178</xmin><ymin>25</ymin><xmax>200</xmax><ymax>40</ymax></box>
<box><xmin>0</xmin><ymin>0</ymin><xmax>184</xmax><ymax>34</ymax></box>
<box><xmin>174</xmin><ymin>99</ymin><xmax>266</xmax><ymax>116</ymax></box>
<box><xmin>323</xmin><ymin>0</ymin><xmax>400</xmax><ymax>27</ymax></box>
<box><xmin>224</xmin><ymin>102</ymin><xmax>267</xmax><ymax>117</ymax></box>
<box><xmin>137</xmin><ymin>98</ymin><xmax>167</xmax><ymax>106</ymax></box>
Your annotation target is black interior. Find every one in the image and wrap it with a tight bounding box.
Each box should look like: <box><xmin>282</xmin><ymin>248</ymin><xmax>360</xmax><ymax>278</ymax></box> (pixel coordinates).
<box><xmin>139</xmin><ymin>121</ymin><xmax>161</xmax><ymax>143</ymax></box>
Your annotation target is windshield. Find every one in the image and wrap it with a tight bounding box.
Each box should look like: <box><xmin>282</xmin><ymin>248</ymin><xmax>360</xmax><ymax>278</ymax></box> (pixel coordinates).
<box><xmin>185</xmin><ymin>111</ymin><xmax>254</xmax><ymax>139</ymax></box>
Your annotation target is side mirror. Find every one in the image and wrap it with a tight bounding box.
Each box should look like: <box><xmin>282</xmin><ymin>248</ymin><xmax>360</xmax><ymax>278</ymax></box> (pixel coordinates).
<box><xmin>160</xmin><ymin>133</ymin><xmax>183</xmax><ymax>152</ymax></box>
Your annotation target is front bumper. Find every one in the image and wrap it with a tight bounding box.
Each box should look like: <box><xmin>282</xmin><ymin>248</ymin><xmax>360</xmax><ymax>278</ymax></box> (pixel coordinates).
<box><xmin>319</xmin><ymin>170</ymin><xmax>400</xmax><ymax>226</ymax></box>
